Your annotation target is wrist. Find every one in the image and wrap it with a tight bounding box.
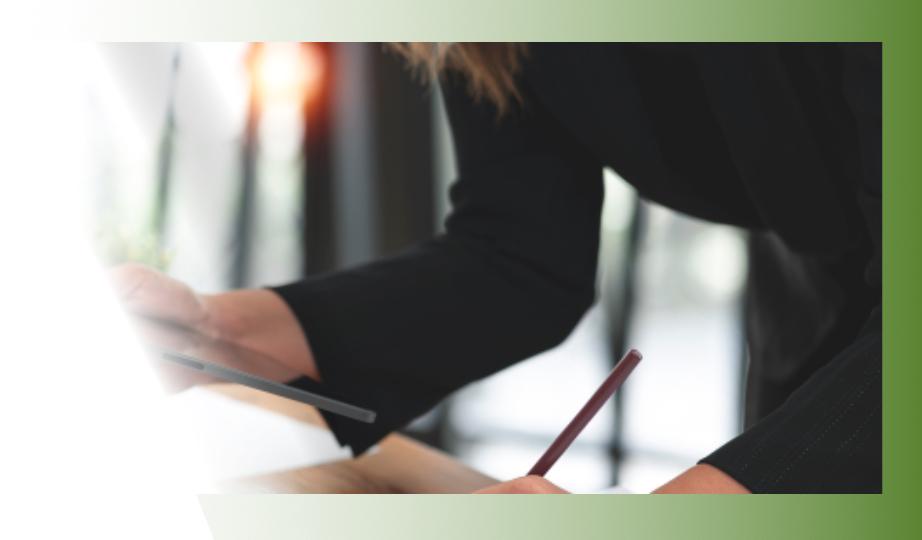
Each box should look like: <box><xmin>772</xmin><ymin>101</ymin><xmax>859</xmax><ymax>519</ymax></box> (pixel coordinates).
<box><xmin>200</xmin><ymin>289</ymin><xmax>320</xmax><ymax>381</ymax></box>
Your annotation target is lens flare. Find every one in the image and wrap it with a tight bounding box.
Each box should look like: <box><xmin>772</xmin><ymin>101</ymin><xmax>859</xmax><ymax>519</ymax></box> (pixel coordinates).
<box><xmin>248</xmin><ymin>42</ymin><xmax>324</xmax><ymax>107</ymax></box>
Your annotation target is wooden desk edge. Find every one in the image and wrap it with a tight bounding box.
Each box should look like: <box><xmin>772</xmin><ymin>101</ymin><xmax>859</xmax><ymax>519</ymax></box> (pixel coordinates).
<box><xmin>206</xmin><ymin>384</ymin><xmax>497</xmax><ymax>494</ymax></box>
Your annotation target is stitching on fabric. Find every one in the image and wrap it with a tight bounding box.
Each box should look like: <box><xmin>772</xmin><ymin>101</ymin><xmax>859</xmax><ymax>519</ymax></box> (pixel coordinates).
<box><xmin>765</xmin><ymin>363</ymin><xmax>879</xmax><ymax>487</ymax></box>
<box><xmin>733</xmin><ymin>337</ymin><xmax>878</xmax><ymax>476</ymax></box>
<box><xmin>839</xmin><ymin>401</ymin><xmax>881</xmax><ymax>460</ymax></box>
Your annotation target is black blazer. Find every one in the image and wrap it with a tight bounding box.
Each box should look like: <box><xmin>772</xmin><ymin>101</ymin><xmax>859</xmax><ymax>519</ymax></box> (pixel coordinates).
<box><xmin>275</xmin><ymin>43</ymin><xmax>881</xmax><ymax>493</ymax></box>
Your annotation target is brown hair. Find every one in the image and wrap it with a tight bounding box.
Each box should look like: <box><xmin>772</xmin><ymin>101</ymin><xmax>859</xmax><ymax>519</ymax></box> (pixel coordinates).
<box><xmin>389</xmin><ymin>43</ymin><xmax>528</xmax><ymax>114</ymax></box>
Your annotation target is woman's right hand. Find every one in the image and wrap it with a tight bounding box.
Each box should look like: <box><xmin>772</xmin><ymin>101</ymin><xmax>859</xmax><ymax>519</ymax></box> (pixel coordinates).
<box><xmin>110</xmin><ymin>263</ymin><xmax>320</xmax><ymax>390</ymax></box>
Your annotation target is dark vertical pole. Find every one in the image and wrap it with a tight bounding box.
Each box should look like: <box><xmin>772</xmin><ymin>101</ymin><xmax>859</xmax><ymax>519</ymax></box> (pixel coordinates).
<box><xmin>301</xmin><ymin>42</ymin><xmax>338</xmax><ymax>275</ymax></box>
<box><xmin>370</xmin><ymin>45</ymin><xmax>435</xmax><ymax>256</ymax></box>
<box><xmin>602</xmin><ymin>195</ymin><xmax>645</xmax><ymax>486</ymax></box>
<box><xmin>299</xmin><ymin>43</ymin><xmax>433</xmax><ymax>273</ymax></box>
<box><xmin>737</xmin><ymin>234</ymin><xmax>753</xmax><ymax>434</ymax></box>
<box><xmin>230</xmin><ymin>44</ymin><xmax>261</xmax><ymax>288</ymax></box>
<box><xmin>332</xmin><ymin>43</ymin><xmax>376</xmax><ymax>268</ymax></box>
<box><xmin>151</xmin><ymin>45</ymin><xmax>181</xmax><ymax>249</ymax></box>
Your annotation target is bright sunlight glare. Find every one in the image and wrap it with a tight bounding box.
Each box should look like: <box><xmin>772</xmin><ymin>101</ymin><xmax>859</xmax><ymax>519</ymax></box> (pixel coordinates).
<box><xmin>250</xmin><ymin>42</ymin><xmax>324</xmax><ymax>107</ymax></box>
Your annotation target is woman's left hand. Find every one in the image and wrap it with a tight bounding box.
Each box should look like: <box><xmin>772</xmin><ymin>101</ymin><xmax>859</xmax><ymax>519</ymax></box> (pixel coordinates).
<box><xmin>473</xmin><ymin>475</ymin><xmax>569</xmax><ymax>494</ymax></box>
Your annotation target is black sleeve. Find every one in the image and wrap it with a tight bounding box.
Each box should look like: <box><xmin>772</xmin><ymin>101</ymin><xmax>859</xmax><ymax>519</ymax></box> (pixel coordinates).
<box><xmin>700</xmin><ymin>44</ymin><xmax>881</xmax><ymax>493</ymax></box>
<box><xmin>700</xmin><ymin>309</ymin><xmax>880</xmax><ymax>493</ymax></box>
<box><xmin>271</xmin><ymin>69</ymin><xmax>604</xmax><ymax>454</ymax></box>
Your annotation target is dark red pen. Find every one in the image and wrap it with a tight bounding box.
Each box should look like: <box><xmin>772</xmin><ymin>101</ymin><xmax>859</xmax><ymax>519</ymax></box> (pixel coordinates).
<box><xmin>527</xmin><ymin>348</ymin><xmax>643</xmax><ymax>477</ymax></box>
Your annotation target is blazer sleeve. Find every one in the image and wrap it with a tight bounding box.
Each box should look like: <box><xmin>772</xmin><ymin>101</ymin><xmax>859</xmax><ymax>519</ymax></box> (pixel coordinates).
<box><xmin>271</xmin><ymin>69</ymin><xmax>604</xmax><ymax>454</ymax></box>
<box><xmin>699</xmin><ymin>306</ymin><xmax>880</xmax><ymax>493</ymax></box>
<box><xmin>699</xmin><ymin>44</ymin><xmax>881</xmax><ymax>492</ymax></box>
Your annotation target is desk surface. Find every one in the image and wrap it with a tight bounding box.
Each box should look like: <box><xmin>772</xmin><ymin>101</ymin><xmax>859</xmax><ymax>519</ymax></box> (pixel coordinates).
<box><xmin>209</xmin><ymin>384</ymin><xmax>497</xmax><ymax>494</ymax></box>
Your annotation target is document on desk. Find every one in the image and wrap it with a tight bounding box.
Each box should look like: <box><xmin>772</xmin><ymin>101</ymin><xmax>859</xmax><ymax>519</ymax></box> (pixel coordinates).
<box><xmin>162</xmin><ymin>387</ymin><xmax>352</xmax><ymax>481</ymax></box>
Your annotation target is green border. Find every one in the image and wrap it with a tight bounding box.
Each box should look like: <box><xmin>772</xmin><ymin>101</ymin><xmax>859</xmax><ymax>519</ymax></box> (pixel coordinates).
<box><xmin>4</xmin><ymin>0</ymin><xmax>916</xmax><ymax>41</ymax></box>
<box><xmin>199</xmin><ymin>494</ymin><xmax>897</xmax><ymax>539</ymax></box>
<box><xmin>28</xmin><ymin>0</ymin><xmax>917</xmax><ymax>537</ymax></box>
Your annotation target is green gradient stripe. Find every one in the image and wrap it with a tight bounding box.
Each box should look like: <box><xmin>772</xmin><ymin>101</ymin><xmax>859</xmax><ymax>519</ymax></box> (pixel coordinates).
<box><xmin>2</xmin><ymin>1</ymin><xmax>914</xmax><ymax>41</ymax></box>
<box><xmin>200</xmin><ymin>493</ymin><xmax>896</xmax><ymax>540</ymax></box>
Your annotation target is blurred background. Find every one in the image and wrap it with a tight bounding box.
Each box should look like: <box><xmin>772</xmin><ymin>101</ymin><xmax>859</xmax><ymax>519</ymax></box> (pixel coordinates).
<box><xmin>72</xmin><ymin>43</ymin><xmax>748</xmax><ymax>493</ymax></box>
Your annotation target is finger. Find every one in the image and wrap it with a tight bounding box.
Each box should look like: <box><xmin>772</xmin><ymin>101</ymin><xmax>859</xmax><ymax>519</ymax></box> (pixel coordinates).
<box><xmin>473</xmin><ymin>476</ymin><xmax>568</xmax><ymax>494</ymax></box>
<box><xmin>109</xmin><ymin>263</ymin><xmax>151</xmax><ymax>299</ymax></box>
<box><xmin>110</xmin><ymin>264</ymin><xmax>206</xmax><ymax>326</ymax></box>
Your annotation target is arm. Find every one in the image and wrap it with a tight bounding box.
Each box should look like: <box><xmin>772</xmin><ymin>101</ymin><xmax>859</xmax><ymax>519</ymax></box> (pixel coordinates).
<box><xmin>113</xmin><ymin>65</ymin><xmax>606</xmax><ymax>454</ymax></box>
<box><xmin>270</xmin><ymin>69</ymin><xmax>605</xmax><ymax>453</ymax></box>
<box><xmin>698</xmin><ymin>44</ymin><xmax>881</xmax><ymax>494</ymax></box>
<box><xmin>479</xmin><ymin>44</ymin><xmax>881</xmax><ymax>495</ymax></box>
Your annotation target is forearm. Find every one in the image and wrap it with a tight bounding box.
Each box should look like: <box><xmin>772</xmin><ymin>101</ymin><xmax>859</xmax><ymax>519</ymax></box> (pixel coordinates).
<box><xmin>201</xmin><ymin>289</ymin><xmax>320</xmax><ymax>381</ymax></box>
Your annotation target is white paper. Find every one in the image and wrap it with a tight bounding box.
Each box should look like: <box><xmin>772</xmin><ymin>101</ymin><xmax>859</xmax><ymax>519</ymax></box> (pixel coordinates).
<box><xmin>586</xmin><ymin>486</ymin><xmax>635</xmax><ymax>494</ymax></box>
<box><xmin>162</xmin><ymin>386</ymin><xmax>352</xmax><ymax>482</ymax></box>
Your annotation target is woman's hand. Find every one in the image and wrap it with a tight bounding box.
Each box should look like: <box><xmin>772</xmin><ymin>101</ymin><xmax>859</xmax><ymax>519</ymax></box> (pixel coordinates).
<box><xmin>473</xmin><ymin>475</ymin><xmax>569</xmax><ymax>494</ymax></box>
<box><xmin>110</xmin><ymin>263</ymin><xmax>320</xmax><ymax>390</ymax></box>
<box><xmin>653</xmin><ymin>464</ymin><xmax>750</xmax><ymax>493</ymax></box>
<box><xmin>473</xmin><ymin>463</ymin><xmax>749</xmax><ymax>494</ymax></box>
<box><xmin>111</xmin><ymin>263</ymin><xmax>213</xmax><ymax>333</ymax></box>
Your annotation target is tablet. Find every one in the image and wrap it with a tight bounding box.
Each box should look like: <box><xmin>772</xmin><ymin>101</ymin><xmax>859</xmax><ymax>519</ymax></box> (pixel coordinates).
<box><xmin>136</xmin><ymin>317</ymin><xmax>376</xmax><ymax>423</ymax></box>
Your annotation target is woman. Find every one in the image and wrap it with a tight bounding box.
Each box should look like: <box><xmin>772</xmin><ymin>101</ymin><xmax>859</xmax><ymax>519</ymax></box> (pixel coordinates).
<box><xmin>114</xmin><ymin>43</ymin><xmax>880</xmax><ymax>493</ymax></box>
